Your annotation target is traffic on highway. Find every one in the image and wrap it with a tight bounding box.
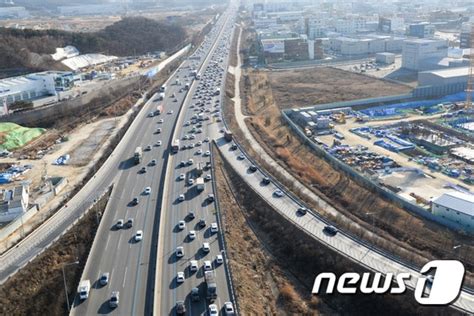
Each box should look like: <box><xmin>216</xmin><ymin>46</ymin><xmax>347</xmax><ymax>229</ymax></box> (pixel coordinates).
<box><xmin>70</xmin><ymin>3</ymin><xmax>238</xmax><ymax>316</ymax></box>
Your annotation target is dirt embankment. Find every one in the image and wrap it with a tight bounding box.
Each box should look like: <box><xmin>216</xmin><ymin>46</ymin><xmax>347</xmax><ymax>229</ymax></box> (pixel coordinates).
<box><xmin>0</xmin><ymin>191</ymin><xmax>109</xmax><ymax>316</ymax></box>
<box><xmin>239</xmin><ymin>68</ymin><xmax>474</xmax><ymax>282</ymax></box>
<box><xmin>214</xmin><ymin>147</ymin><xmax>459</xmax><ymax>315</ymax></box>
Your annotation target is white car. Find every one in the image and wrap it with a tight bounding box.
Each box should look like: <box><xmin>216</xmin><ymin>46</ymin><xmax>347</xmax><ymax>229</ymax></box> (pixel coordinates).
<box><xmin>178</xmin><ymin>220</ymin><xmax>186</xmax><ymax>230</ymax></box>
<box><xmin>188</xmin><ymin>230</ymin><xmax>196</xmax><ymax>240</ymax></box>
<box><xmin>183</xmin><ymin>135</ymin><xmax>189</xmax><ymax>140</ymax></box>
<box><xmin>273</xmin><ymin>190</ymin><xmax>284</xmax><ymax>197</ymax></box>
<box><xmin>216</xmin><ymin>254</ymin><xmax>224</xmax><ymax>265</ymax></box>
<box><xmin>156</xmin><ymin>140</ymin><xmax>162</xmax><ymax>146</ymax></box>
<box><xmin>135</xmin><ymin>230</ymin><xmax>143</xmax><ymax>242</ymax></box>
<box><xmin>179</xmin><ymin>173</ymin><xmax>185</xmax><ymax>181</ymax></box>
<box><xmin>178</xmin><ymin>194</ymin><xmax>185</xmax><ymax>202</ymax></box>
<box><xmin>168</xmin><ymin>110</ymin><xmax>174</xmax><ymax>114</ymax></box>
<box><xmin>176</xmin><ymin>246</ymin><xmax>184</xmax><ymax>258</ymax></box>
<box><xmin>158</xmin><ymin>119</ymin><xmax>164</xmax><ymax>123</ymax></box>
<box><xmin>210</xmin><ymin>222</ymin><xmax>218</xmax><ymax>233</ymax></box>
<box><xmin>205</xmin><ymin>174</ymin><xmax>212</xmax><ymax>181</ymax></box>
<box><xmin>224</xmin><ymin>302</ymin><xmax>235</xmax><ymax>315</ymax></box>
<box><xmin>204</xmin><ymin>151</ymin><xmax>211</xmax><ymax>157</ymax></box>
<box><xmin>144</xmin><ymin>186</ymin><xmax>151</xmax><ymax>195</ymax></box>
<box><xmin>203</xmin><ymin>260</ymin><xmax>212</xmax><ymax>271</ymax></box>
<box><xmin>208</xmin><ymin>304</ymin><xmax>218</xmax><ymax>316</ymax></box>
<box><xmin>177</xmin><ymin>272</ymin><xmax>185</xmax><ymax>283</ymax></box>
<box><xmin>202</xmin><ymin>242</ymin><xmax>210</xmax><ymax>253</ymax></box>
<box><xmin>204</xmin><ymin>137</ymin><xmax>210</xmax><ymax>142</ymax></box>
<box><xmin>188</xmin><ymin>178</ymin><xmax>195</xmax><ymax>185</ymax></box>
<box><xmin>196</xmin><ymin>149</ymin><xmax>203</xmax><ymax>155</ymax></box>
<box><xmin>189</xmin><ymin>260</ymin><xmax>198</xmax><ymax>272</ymax></box>
<box><xmin>188</xmin><ymin>159</ymin><xmax>194</xmax><ymax>165</ymax></box>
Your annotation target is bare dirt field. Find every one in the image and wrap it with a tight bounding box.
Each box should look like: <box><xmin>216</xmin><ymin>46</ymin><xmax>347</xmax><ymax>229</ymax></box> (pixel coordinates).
<box><xmin>237</xmin><ymin>66</ymin><xmax>474</xmax><ymax>283</ymax></box>
<box><xmin>0</xmin><ymin>192</ymin><xmax>108</xmax><ymax>316</ymax></box>
<box><xmin>265</xmin><ymin>67</ymin><xmax>411</xmax><ymax>110</ymax></box>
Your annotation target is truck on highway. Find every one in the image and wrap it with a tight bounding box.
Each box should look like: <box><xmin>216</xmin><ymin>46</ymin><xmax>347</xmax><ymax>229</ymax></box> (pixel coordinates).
<box><xmin>155</xmin><ymin>104</ymin><xmax>163</xmax><ymax>115</ymax></box>
<box><xmin>134</xmin><ymin>147</ymin><xmax>142</xmax><ymax>164</ymax></box>
<box><xmin>196</xmin><ymin>177</ymin><xmax>205</xmax><ymax>192</ymax></box>
<box><xmin>78</xmin><ymin>280</ymin><xmax>91</xmax><ymax>300</ymax></box>
<box><xmin>204</xmin><ymin>271</ymin><xmax>217</xmax><ymax>301</ymax></box>
<box><xmin>171</xmin><ymin>139</ymin><xmax>180</xmax><ymax>153</ymax></box>
<box><xmin>224</xmin><ymin>130</ymin><xmax>233</xmax><ymax>142</ymax></box>
<box><xmin>196</xmin><ymin>162</ymin><xmax>204</xmax><ymax>176</ymax></box>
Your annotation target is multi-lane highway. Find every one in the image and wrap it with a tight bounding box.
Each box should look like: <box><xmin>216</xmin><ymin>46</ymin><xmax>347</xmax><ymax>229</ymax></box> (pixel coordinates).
<box><xmin>155</xmin><ymin>6</ymin><xmax>237</xmax><ymax>315</ymax></box>
<box><xmin>71</xmin><ymin>4</ymin><xmax>237</xmax><ymax>315</ymax></box>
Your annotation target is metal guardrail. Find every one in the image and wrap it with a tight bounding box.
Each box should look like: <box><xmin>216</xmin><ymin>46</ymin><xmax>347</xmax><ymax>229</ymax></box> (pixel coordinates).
<box><xmin>209</xmin><ymin>142</ymin><xmax>240</xmax><ymax>315</ymax></box>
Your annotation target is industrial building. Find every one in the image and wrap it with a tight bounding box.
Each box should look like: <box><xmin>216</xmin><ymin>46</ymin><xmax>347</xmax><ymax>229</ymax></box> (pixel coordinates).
<box><xmin>431</xmin><ymin>191</ymin><xmax>474</xmax><ymax>230</ymax></box>
<box><xmin>0</xmin><ymin>72</ymin><xmax>74</xmax><ymax>106</ymax></box>
<box><xmin>261</xmin><ymin>37</ymin><xmax>323</xmax><ymax>61</ymax></box>
<box><xmin>378</xmin><ymin>16</ymin><xmax>405</xmax><ymax>33</ymax></box>
<box><xmin>376</xmin><ymin>52</ymin><xmax>395</xmax><ymax>64</ymax></box>
<box><xmin>0</xmin><ymin>185</ymin><xmax>29</xmax><ymax>223</ymax></box>
<box><xmin>407</xmin><ymin>22</ymin><xmax>436</xmax><ymax>38</ymax></box>
<box><xmin>418</xmin><ymin>67</ymin><xmax>469</xmax><ymax>87</ymax></box>
<box><xmin>401</xmin><ymin>38</ymin><xmax>448</xmax><ymax>71</ymax></box>
<box><xmin>329</xmin><ymin>35</ymin><xmax>403</xmax><ymax>56</ymax></box>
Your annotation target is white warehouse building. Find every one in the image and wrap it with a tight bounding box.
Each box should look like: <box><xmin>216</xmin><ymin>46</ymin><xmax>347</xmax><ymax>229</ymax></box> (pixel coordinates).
<box><xmin>0</xmin><ymin>72</ymin><xmax>60</xmax><ymax>106</ymax></box>
<box><xmin>432</xmin><ymin>191</ymin><xmax>474</xmax><ymax>231</ymax></box>
<box><xmin>401</xmin><ymin>38</ymin><xmax>448</xmax><ymax>71</ymax></box>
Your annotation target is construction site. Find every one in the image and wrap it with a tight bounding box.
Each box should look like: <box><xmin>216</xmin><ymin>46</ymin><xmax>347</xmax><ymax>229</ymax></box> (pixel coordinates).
<box><xmin>287</xmin><ymin>60</ymin><xmax>474</xmax><ymax>232</ymax></box>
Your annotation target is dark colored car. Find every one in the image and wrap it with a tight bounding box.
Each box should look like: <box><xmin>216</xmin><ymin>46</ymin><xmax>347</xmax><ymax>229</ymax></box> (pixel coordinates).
<box><xmin>176</xmin><ymin>301</ymin><xmax>186</xmax><ymax>315</ymax></box>
<box><xmin>323</xmin><ymin>225</ymin><xmax>338</xmax><ymax>236</ymax></box>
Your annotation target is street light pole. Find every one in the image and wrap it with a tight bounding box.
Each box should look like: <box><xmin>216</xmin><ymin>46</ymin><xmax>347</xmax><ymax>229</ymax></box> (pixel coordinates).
<box><xmin>62</xmin><ymin>261</ymin><xmax>79</xmax><ymax>312</ymax></box>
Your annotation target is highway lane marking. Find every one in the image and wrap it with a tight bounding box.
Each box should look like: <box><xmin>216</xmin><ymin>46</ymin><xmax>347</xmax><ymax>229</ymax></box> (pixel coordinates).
<box><xmin>122</xmin><ymin>266</ymin><xmax>128</xmax><ymax>288</ymax></box>
<box><xmin>104</xmin><ymin>235</ymin><xmax>110</xmax><ymax>251</ymax></box>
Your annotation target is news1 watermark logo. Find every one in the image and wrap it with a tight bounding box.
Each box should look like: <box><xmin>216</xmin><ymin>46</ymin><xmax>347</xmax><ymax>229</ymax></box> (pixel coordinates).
<box><xmin>312</xmin><ymin>260</ymin><xmax>465</xmax><ymax>305</ymax></box>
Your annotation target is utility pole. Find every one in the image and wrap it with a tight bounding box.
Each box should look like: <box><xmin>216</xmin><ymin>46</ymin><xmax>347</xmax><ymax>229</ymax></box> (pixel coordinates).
<box><xmin>62</xmin><ymin>260</ymin><xmax>79</xmax><ymax>312</ymax></box>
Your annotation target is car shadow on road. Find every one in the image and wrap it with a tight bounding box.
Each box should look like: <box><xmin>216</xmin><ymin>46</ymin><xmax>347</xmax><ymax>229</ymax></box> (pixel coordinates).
<box><xmin>118</xmin><ymin>158</ymin><xmax>134</xmax><ymax>170</ymax></box>
<box><xmin>97</xmin><ymin>301</ymin><xmax>113</xmax><ymax>314</ymax></box>
<box><xmin>168</xmin><ymin>253</ymin><xmax>179</xmax><ymax>264</ymax></box>
<box><xmin>169</xmin><ymin>277</ymin><xmax>180</xmax><ymax>290</ymax></box>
